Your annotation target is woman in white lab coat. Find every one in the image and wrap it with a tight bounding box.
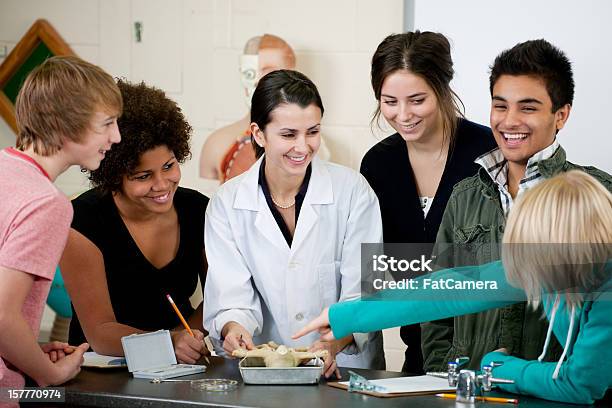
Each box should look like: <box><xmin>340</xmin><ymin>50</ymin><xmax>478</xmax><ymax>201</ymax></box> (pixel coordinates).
<box><xmin>203</xmin><ymin>70</ymin><xmax>384</xmax><ymax>377</ymax></box>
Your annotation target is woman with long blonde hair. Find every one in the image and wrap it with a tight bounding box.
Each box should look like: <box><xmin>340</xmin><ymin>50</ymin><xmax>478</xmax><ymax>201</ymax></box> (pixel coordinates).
<box><xmin>295</xmin><ymin>170</ymin><xmax>611</xmax><ymax>404</ymax></box>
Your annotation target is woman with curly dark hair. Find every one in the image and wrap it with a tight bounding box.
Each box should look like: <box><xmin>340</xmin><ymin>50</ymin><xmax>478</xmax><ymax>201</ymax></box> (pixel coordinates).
<box><xmin>60</xmin><ymin>79</ymin><xmax>210</xmax><ymax>364</ymax></box>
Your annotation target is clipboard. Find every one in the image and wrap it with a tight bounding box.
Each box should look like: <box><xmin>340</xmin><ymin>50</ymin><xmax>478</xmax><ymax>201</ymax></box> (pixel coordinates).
<box><xmin>327</xmin><ymin>375</ymin><xmax>455</xmax><ymax>398</ymax></box>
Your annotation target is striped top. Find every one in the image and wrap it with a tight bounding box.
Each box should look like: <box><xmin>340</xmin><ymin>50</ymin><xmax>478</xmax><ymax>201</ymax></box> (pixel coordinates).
<box><xmin>474</xmin><ymin>139</ymin><xmax>560</xmax><ymax>215</ymax></box>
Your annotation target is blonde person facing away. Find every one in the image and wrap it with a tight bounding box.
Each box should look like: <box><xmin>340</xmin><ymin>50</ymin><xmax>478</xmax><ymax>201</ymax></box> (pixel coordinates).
<box><xmin>0</xmin><ymin>56</ymin><xmax>122</xmax><ymax>391</ymax></box>
<box><xmin>295</xmin><ymin>170</ymin><xmax>611</xmax><ymax>404</ymax></box>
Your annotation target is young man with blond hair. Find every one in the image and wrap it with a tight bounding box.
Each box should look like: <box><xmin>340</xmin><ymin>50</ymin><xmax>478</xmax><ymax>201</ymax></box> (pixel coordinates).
<box><xmin>0</xmin><ymin>56</ymin><xmax>122</xmax><ymax>391</ymax></box>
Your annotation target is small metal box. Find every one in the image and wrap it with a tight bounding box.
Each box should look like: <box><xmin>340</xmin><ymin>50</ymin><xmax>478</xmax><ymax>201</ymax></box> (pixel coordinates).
<box><xmin>238</xmin><ymin>357</ymin><xmax>324</xmax><ymax>385</ymax></box>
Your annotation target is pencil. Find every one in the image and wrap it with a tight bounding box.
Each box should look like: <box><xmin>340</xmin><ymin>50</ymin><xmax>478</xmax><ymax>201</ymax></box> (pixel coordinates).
<box><xmin>477</xmin><ymin>396</ymin><xmax>519</xmax><ymax>404</ymax></box>
<box><xmin>166</xmin><ymin>294</ymin><xmax>211</xmax><ymax>365</ymax></box>
<box><xmin>435</xmin><ymin>394</ymin><xmax>519</xmax><ymax>404</ymax></box>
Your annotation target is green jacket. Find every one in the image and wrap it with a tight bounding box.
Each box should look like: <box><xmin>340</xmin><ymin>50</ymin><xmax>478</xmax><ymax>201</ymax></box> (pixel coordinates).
<box><xmin>421</xmin><ymin>146</ymin><xmax>612</xmax><ymax>372</ymax></box>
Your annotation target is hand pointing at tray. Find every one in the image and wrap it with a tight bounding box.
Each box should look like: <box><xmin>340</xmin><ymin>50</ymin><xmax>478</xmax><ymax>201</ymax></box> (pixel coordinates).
<box><xmin>292</xmin><ymin>307</ymin><xmax>336</xmax><ymax>342</ymax></box>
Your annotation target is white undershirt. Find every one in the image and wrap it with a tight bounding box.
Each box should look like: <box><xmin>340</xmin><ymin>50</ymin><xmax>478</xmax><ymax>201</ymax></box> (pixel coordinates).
<box><xmin>419</xmin><ymin>196</ymin><xmax>433</xmax><ymax>217</ymax></box>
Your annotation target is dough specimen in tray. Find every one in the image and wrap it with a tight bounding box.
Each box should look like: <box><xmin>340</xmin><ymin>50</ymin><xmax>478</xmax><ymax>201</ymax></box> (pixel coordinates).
<box><xmin>232</xmin><ymin>341</ymin><xmax>328</xmax><ymax>367</ymax></box>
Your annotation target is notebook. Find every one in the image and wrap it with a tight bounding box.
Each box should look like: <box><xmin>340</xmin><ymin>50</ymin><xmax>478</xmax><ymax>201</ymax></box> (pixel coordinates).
<box><xmin>83</xmin><ymin>351</ymin><xmax>127</xmax><ymax>368</ymax></box>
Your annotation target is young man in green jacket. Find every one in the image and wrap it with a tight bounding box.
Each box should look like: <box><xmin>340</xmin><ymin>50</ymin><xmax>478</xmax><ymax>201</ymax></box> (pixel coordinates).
<box><xmin>420</xmin><ymin>39</ymin><xmax>612</xmax><ymax>373</ymax></box>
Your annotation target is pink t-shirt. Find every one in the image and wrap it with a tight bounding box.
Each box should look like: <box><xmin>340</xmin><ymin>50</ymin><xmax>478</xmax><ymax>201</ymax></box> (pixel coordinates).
<box><xmin>0</xmin><ymin>148</ymin><xmax>73</xmax><ymax>388</ymax></box>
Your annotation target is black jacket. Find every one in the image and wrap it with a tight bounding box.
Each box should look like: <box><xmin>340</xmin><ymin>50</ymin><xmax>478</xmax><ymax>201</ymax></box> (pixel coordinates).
<box><xmin>359</xmin><ymin>118</ymin><xmax>496</xmax><ymax>373</ymax></box>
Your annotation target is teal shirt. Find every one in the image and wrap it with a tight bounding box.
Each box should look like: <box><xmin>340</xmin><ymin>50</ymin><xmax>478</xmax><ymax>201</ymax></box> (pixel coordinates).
<box><xmin>329</xmin><ymin>261</ymin><xmax>611</xmax><ymax>404</ymax></box>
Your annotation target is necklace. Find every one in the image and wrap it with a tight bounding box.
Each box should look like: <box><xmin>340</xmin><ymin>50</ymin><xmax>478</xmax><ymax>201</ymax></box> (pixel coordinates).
<box><xmin>270</xmin><ymin>194</ymin><xmax>295</xmax><ymax>209</ymax></box>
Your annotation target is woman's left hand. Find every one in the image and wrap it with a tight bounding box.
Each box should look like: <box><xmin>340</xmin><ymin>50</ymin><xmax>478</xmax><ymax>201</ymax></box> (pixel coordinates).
<box><xmin>308</xmin><ymin>335</ymin><xmax>354</xmax><ymax>379</ymax></box>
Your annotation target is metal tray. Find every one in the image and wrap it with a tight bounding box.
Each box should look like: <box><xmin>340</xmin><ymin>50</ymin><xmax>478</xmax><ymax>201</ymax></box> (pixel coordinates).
<box><xmin>238</xmin><ymin>357</ymin><xmax>324</xmax><ymax>385</ymax></box>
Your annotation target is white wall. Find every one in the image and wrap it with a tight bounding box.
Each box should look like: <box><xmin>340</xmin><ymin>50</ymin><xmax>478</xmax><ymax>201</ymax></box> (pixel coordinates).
<box><xmin>413</xmin><ymin>0</ymin><xmax>612</xmax><ymax>173</ymax></box>
<box><xmin>0</xmin><ymin>0</ymin><xmax>402</xmax><ymax>194</ymax></box>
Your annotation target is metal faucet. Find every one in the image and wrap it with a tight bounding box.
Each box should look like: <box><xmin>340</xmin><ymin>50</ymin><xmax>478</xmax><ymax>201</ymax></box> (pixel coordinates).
<box><xmin>447</xmin><ymin>357</ymin><xmax>515</xmax><ymax>403</ymax></box>
<box><xmin>447</xmin><ymin>356</ymin><xmax>470</xmax><ymax>386</ymax></box>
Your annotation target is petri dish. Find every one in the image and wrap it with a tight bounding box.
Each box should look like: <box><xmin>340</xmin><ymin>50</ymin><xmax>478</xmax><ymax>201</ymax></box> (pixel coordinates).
<box><xmin>190</xmin><ymin>378</ymin><xmax>239</xmax><ymax>392</ymax></box>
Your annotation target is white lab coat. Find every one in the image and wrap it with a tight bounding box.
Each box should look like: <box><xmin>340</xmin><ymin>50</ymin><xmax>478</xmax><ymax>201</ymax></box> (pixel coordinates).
<box><xmin>203</xmin><ymin>156</ymin><xmax>384</xmax><ymax>369</ymax></box>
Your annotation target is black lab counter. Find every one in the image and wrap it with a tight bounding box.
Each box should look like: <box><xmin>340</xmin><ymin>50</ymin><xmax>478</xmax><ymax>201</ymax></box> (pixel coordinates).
<box><xmin>27</xmin><ymin>356</ymin><xmax>586</xmax><ymax>408</ymax></box>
